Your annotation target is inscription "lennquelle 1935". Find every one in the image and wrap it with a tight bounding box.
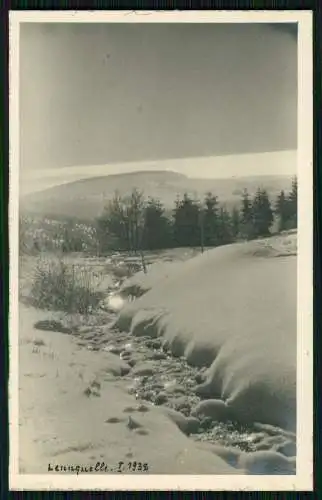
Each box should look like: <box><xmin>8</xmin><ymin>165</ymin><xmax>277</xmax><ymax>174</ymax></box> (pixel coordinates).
<box><xmin>47</xmin><ymin>461</ymin><xmax>149</xmax><ymax>474</ymax></box>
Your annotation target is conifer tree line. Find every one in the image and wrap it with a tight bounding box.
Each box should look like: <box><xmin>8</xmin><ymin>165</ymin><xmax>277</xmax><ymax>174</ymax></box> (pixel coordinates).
<box><xmin>96</xmin><ymin>176</ymin><xmax>297</xmax><ymax>254</ymax></box>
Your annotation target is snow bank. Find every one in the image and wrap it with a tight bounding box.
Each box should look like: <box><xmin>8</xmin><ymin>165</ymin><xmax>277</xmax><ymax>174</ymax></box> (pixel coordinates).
<box><xmin>120</xmin><ymin>260</ymin><xmax>185</xmax><ymax>299</ymax></box>
<box><xmin>19</xmin><ymin>305</ymin><xmax>238</xmax><ymax>475</ymax></box>
<box><xmin>116</xmin><ymin>237</ymin><xmax>297</xmax><ymax>432</ymax></box>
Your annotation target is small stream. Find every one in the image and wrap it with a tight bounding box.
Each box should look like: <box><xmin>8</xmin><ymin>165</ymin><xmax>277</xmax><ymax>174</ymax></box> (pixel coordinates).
<box><xmin>32</xmin><ymin>254</ymin><xmax>296</xmax><ymax>460</ymax></box>
<box><xmin>97</xmin><ymin>324</ymin><xmax>262</xmax><ymax>453</ymax></box>
<box><xmin>74</xmin><ymin>277</ymin><xmax>294</xmax><ymax>456</ymax></box>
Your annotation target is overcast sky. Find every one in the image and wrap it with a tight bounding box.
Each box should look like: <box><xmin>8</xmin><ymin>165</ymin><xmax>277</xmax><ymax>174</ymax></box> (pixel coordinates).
<box><xmin>19</xmin><ymin>21</ymin><xmax>297</xmax><ymax>185</ymax></box>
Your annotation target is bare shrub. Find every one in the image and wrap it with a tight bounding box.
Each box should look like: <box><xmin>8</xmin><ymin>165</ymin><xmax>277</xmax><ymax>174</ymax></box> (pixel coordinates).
<box><xmin>28</xmin><ymin>257</ymin><xmax>104</xmax><ymax>314</ymax></box>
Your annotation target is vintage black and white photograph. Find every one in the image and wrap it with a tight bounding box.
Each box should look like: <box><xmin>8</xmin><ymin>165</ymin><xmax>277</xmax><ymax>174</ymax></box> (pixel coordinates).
<box><xmin>9</xmin><ymin>11</ymin><xmax>313</xmax><ymax>491</ymax></box>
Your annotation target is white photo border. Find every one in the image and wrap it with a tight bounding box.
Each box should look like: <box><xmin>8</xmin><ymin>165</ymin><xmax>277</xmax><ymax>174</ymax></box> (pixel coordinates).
<box><xmin>9</xmin><ymin>9</ymin><xmax>313</xmax><ymax>491</ymax></box>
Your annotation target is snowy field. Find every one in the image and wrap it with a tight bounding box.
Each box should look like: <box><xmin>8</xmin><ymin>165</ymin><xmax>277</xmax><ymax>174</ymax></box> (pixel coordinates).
<box><xmin>18</xmin><ymin>232</ymin><xmax>297</xmax><ymax>475</ymax></box>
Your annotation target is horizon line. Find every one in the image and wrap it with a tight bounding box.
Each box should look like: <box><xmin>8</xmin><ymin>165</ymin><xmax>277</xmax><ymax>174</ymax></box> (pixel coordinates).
<box><xmin>20</xmin><ymin>149</ymin><xmax>297</xmax><ymax>196</ymax></box>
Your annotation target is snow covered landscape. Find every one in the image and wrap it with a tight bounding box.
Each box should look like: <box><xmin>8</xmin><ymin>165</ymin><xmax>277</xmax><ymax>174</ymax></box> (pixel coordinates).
<box><xmin>13</xmin><ymin>15</ymin><xmax>305</xmax><ymax>486</ymax></box>
<box><xmin>18</xmin><ymin>230</ymin><xmax>297</xmax><ymax>475</ymax></box>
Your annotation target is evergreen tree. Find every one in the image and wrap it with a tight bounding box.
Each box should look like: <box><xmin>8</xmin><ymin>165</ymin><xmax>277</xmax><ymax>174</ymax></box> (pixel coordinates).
<box><xmin>240</xmin><ymin>189</ymin><xmax>254</xmax><ymax>239</ymax></box>
<box><xmin>202</xmin><ymin>192</ymin><xmax>219</xmax><ymax>246</ymax></box>
<box><xmin>231</xmin><ymin>206</ymin><xmax>240</xmax><ymax>239</ymax></box>
<box><xmin>217</xmin><ymin>207</ymin><xmax>234</xmax><ymax>245</ymax></box>
<box><xmin>173</xmin><ymin>193</ymin><xmax>200</xmax><ymax>247</ymax></box>
<box><xmin>275</xmin><ymin>190</ymin><xmax>289</xmax><ymax>231</ymax></box>
<box><xmin>287</xmin><ymin>176</ymin><xmax>298</xmax><ymax>228</ymax></box>
<box><xmin>96</xmin><ymin>192</ymin><xmax>127</xmax><ymax>252</ymax></box>
<box><xmin>142</xmin><ymin>198</ymin><xmax>172</xmax><ymax>250</ymax></box>
<box><xmin>252</xmin><ymin>188</ymin><xmax>274</xmax><ymax>237</ymax></box>
<box><xmin>198</xmin><ymin>204</ymin><xmax>205</xmax><ymax>253</ymax></box>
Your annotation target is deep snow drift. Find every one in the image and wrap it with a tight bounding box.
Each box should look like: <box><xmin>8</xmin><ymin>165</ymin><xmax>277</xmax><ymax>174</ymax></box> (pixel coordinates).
<box><xmin>115</xmin><ymin>235</ymin><xmax>297</xmax><ymax>432</ymax></box>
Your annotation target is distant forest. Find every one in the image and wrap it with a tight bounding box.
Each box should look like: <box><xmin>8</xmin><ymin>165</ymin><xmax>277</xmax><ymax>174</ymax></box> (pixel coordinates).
<box><xmin>95</xmin><ymin>176</ymin><xmax>297</xmax><ymax>254</ymax></box>
<box><xmin>19</xmin><ymin>177</ymin><xmax>297</xmax><ymax>256</ymax></box>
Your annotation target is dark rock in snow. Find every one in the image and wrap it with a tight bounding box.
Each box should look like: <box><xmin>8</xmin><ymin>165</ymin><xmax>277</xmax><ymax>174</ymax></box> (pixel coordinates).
<box><xmin>154</xmin><ymin>392</ymin><xmax>168</xmax><ymax>405</ymax></box>
<box><xmin>127</xmin><ymin>416</ymin><xmax>143</xmax><ymax>430</ymax></box>
<box><xmin>163</xmin><ymin>408</ymin><xmax>200</xmax><ymax>436</ymax></box>
<box><xmin>34</xmin><ymin>320</ymin><xmax>73</xmax><ymax>335</ymax></box>
<box><xmin>132</xmin><ymin>363</ymin><xmax>156</xmax><ymax>377</ymax></box>
<box><xmin>148</xmin><ymin>351</ymin><xmax>167</xmax><ymax>361</ymax></box>
<box><xmin>191</xmin><ymin>399</ymin><xmax>233</xmax><ymax>422</ymax></box>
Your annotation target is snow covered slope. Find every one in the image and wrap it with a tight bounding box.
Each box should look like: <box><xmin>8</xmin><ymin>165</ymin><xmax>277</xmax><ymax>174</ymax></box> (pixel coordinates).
<box><xmin>116</xmin><ymin>234</ymin><xmax>297</xmax><ymax>432</ymax></box>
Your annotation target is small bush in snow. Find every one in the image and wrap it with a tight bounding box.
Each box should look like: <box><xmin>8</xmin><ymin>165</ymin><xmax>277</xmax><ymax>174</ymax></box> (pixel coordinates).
<box><xmin>28</xmin><ymin>257</ymin><xmax>104</xmax><ymax>314</ymax></box>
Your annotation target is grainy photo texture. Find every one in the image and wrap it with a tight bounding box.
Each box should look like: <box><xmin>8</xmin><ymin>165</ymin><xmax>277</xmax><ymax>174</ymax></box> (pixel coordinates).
<box><xmin>9</xmin><ymin>11</ymin><xmax>313</xmax><ymax>491</ymax></box>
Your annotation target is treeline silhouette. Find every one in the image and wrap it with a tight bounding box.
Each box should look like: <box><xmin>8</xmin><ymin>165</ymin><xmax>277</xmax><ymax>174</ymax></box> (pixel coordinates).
<box><xmin>96</xmin><ymin>176</ymin><xmax>297</xmax><ymax>253</ymax></box>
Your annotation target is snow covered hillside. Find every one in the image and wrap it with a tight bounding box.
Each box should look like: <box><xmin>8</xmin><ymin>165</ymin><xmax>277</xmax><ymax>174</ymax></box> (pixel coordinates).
<box><xmin>116</xmin><ymin>233</ymin><xmax>297</xmax><ymax>432</ymax></box>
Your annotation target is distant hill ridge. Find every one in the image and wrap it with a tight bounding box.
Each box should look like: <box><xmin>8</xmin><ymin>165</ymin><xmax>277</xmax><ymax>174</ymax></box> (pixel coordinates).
<box><xmin>20</xmin><ymin>170</ymin><xmax>294</xmax><ymax>221</ymax></box>
<box><xmin>61</xmin><ymin>169</ymin><xmax>188</xmax><ymax>185</ymax></box>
